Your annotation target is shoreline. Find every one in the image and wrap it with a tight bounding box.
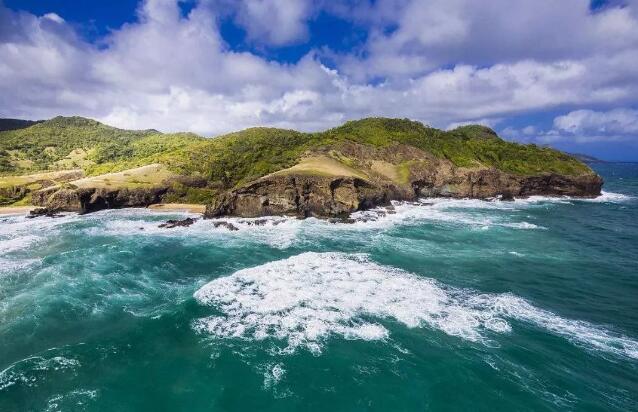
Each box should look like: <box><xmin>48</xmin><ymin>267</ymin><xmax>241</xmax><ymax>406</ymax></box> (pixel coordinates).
<box><xmin>147</xmin><ymin>203</ymin><xmax>206</xmax><ymax>214</ymax></box>
<box><xmin>2</xmin><ymin>191</ymin><xmax>627</xmax><ymax>219</ymax></box>
<box><xmin>0</xmin><ymin>206</ymin><xmax>36</xmax><ymax>216</ymax></box>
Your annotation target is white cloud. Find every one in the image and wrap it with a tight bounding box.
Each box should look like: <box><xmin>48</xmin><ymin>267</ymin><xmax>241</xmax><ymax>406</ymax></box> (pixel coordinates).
<box><xmin>232</xmin><ymin>0</ymin><xmax>314</xmax><ymax>46</ymax></box>
<box><xmin>446</xmin><ymin>118</ymin><xmax>502</xmax><ymax>130</ymax></box>
<box><xmin>0</xmin><ymin>0</ymin><xmax>637</xmax><ymax>140</ymax></box>
<box><xmin>500</xmin><ymin>108</ymin><xmax>638</xmax><ymax>145</ymax></box>
<box><xmin>336</xmin><ymin>0</ymin><xmax>638</xmax><ymax>81</ymax></box>
<box><xmin>553</xmin><ymin>108</ymin><xmax>638</xmax><ymax>139</ymax></box>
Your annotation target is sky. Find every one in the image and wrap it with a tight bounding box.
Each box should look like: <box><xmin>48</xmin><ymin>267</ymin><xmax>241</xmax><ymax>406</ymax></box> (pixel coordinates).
<box><xmin>1</xmin><ymin>0</ymin><xmax>637</xmax><ymax>160</ymax></box>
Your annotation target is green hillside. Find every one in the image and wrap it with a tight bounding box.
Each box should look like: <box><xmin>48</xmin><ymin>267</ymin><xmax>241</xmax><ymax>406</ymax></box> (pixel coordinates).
<box><xmin>0</xmin><ymin>116</ymin><xmax>202</xmax><ymax>175</ymax></box>
<box><xmin>0</xmin><ymin>118</ymin><xmax>43</xmax><ymax>132</ymax></box>
<box><xmin>0</xmin><ymin>116</ymin><xmax>593</xmax><ymax>203</ymax></box>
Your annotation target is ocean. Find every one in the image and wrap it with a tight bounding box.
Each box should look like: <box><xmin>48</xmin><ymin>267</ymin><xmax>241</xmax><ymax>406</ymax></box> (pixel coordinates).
<box><xmin>1</xmin><ymin>163</ymin><xmax>637</xmax><ymax>411</ymax></box>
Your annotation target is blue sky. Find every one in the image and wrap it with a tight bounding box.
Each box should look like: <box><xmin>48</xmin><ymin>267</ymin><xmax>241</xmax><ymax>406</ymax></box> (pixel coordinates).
<box><xmin>1</xmin><ymin>0</ymin><xmax>637</xmax><ymax>160</ymax></box>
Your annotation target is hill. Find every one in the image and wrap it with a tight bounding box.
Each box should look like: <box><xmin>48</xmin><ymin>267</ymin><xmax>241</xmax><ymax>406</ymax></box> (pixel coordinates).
<box><xmin>0</xmin><ymin>118</ymin><xmax>43</xmax><ymax>132</ymax></box>
<box><xmin>0</xmin><ymin>116</ymin><xmax>602</xmax><ymax>216</ymax></box>
<box><xmin>567</xmin><ymin>152</ymin><xmax>606</xmax><ymax>164</ymax></box>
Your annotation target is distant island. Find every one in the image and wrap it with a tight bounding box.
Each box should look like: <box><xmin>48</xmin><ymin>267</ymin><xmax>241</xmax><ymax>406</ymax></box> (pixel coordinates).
<box><xmin>0</xmin><ymin>116</ymin><xmax>603</xmax><ymax>218</ymax></box>
<box><xmin>567</xmin><ymin>152</ymin><xmax>607</xmax><ymax>164</ymax></box>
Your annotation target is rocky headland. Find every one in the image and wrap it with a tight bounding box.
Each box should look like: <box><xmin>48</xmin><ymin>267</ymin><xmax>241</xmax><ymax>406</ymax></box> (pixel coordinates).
<box><xmin>0</xmin><ymin>116</ymin><xmax>603</xmax><ymax>219</ymax></box>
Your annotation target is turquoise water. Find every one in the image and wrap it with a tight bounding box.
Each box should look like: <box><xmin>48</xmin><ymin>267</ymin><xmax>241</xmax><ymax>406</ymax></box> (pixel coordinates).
<box><xmin>1</xmin><ymin>163</ymin><xmax>637</xmax><ymax>411</ymax></box>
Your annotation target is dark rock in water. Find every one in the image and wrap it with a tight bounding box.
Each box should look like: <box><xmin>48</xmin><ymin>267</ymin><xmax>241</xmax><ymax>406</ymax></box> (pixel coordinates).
<box><xmin>238</xmin><ymin>218</ymin><xmax>288</xmax><ymax>226</ymax></box>
<box><xmin>159</xmin><ymin>217</ymin><xmax>197</xmax><ymax>228</ymax></box>
<box><xmin>27</xmin><ymin>207</ymin><xmax>62</xmax><ymax>218</ymax></box>
<box><xmin>500</xmin><ymin>191</ymin><xmax>515</xmax><ymax>201</ymax></box>
<box><xmin>212</xmin><ymin>221</ymin><xmax>239</xmax><ymax>231</ymax></box>
<box><xmin>328</xmin><ymin>217</ymin><xmax>356</xmax><ymax>224</ymax></box>
<box><xmin>240</xmin><ymin>218</ymin><xmax>269</xmax><ymax>226</ymax></box>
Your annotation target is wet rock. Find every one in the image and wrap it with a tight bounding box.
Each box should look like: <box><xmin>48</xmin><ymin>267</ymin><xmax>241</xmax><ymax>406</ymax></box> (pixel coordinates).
<box><xmin>212</xmin><ymin>221</ymin><xmax>239</xmax><ymax>231</ymax></box>
<box><xmin>158</xmin><ymin>217</ymin><xmax>197</xmax><ymax>228</ymax></box>
<box><xmin>328</xmin><ymin>217</ymin><xmax>356</xmax><ymax>224</ymax></box>
<box><xmin>26</xmin><ymin>207</ymin><xmax>63</xmax><ymax>218</ymax></box>
<box><xmin>239</xmin><ymin>218</ymin><xmax>269</xmax><ymax>226</ymax></box>
<box><xmin>238</xmin><ymin>218</ymin><xmax>288</xmax><ymax>226</ymax></box>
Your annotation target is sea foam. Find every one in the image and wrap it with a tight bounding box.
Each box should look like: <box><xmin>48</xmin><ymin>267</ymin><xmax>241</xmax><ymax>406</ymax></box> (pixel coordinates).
<box><xmin>193</xmin><ymin>252</ymin><xmax>638</xmax><ymax>359</ymax></box>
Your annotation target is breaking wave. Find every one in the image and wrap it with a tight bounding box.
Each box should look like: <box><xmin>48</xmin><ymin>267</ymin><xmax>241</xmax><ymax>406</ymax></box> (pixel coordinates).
<box><xmin>193</xmin><ymin>252</ymin><xmax>638</xmax><ymax>359</ymax></box>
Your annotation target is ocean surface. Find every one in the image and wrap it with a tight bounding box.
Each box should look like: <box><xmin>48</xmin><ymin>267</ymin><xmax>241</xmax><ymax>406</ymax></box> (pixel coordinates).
<box><xmin>1</xmin><ymin>163</ymin><xmax>637</xmax><ymax>411</ymax></box>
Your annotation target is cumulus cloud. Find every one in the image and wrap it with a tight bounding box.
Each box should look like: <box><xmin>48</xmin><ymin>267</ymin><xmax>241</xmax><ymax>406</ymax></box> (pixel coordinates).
<box><xmin>233</xmin><ymin>0</ymin><xmax>314</xmax><ymax>46</ymax></box>
<box><xmin>335</xmin><ymin>0</ymin><xmax>638</xmax><ymax>81</ymax></box>
<box><xmin>0</xmin><ymin>0</ymin><xmax>637</xmax><ymax>141</ymax></box>
<box><xmin>500</xmin><ymin>108</ymin><xmax>638</xmax><ymax>144</ymax></box>
<box><xmin>553</xmin><ymin>108</ymin><xmax>638</xmax><ymax>135</ymax></box>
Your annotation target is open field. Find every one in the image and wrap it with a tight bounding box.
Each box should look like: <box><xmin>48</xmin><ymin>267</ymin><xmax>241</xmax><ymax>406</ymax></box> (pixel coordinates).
<box><xmin>267</xmin><ymin>156</ymin><xmax>369</xmax><ymax>180</ymax></box>
<box><xmin>0</xmin><ymin>169</ymin><xmax>83</xmax><ymax>189</ymax></box>
<box><xmin>70</xmin><ymin>164</ymin><xmax>174</xmax><ymax>189</ymax></box>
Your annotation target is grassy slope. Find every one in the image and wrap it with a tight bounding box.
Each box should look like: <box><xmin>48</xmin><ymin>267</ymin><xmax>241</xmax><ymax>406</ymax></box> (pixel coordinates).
<box><xmin>0</xmin><ymin>116</ymin><xmax>593</xmax><ymax>205</ymax></box>
<box><xmin>156</xmin><ymin>118</ymin><xmax>591</xmax><ymax>189</ymax></box>
<box><xmin>71</xmin><ymin>164</ymin><xmax>173</xmax><ymax>189</ymax></box>
<box><xmin>0</xmin><ymin>116</ymin><xmax>202</xmax><ymax>175</ymax></box>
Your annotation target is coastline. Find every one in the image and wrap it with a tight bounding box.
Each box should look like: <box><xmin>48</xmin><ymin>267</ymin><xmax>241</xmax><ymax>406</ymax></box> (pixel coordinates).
<box><xmin>0</xmin><ymin>206</ymin><xmax>36</xmax><ymax>216</ymax></box>
<box><xmin>147</xmin><ymin>203</ymin><xmax>206</xmax><ymax>214</ymax></box>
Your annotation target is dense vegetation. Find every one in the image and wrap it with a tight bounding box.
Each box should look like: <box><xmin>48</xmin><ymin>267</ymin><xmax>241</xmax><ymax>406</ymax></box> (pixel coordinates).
<box><xmin>0</xmin><ymin>116</ymin><xmax>592</xmax><ymax>190</ymax></box>
<box><xmin>319</xmin><ymin>119</ymin><xmax>590</xmax><ymax>176</ymax></box>
<box><xmin>0</xmin><ymin>118</ymin><xmax>43</xmax><ymax>132</ymax></box>
<box><xmin>0</xmin><ymin>116</ymin><xmax>201</xmax><ymax>175</ymax></box>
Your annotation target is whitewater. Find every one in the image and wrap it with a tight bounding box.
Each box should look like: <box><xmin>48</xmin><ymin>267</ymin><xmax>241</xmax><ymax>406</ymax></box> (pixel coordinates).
<box><xmin>1</xmin><ymin>163</ymin><xmax>637</xmax><ymax>411</ymax></box>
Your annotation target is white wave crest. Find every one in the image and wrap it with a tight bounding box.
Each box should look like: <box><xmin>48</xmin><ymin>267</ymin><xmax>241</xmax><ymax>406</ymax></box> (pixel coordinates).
<box><xmin>579</xmin><ymin>190</ymin><xmax>634</xmax><ymax>203</ymax></box>
<box><xmin>193</xmin><ymin>252</ymin><xmax>638</xmax><ymax>359</ymax></box>
<box><xmin>0</xmin><ymin>235</ymin><xmax>41</xmax><ymax>255</ymax></box>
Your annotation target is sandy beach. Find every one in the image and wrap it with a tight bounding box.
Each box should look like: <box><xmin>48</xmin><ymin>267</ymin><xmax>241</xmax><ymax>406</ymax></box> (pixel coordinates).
<box><xmin>147</xmin><ymin>203</ymin><xmax>206</xmax><ymax>214</ymax></box>
<box><xmin>0</xmin><ymin>206</ymin><xmax>36</xmax><ymax>216</ymax></box>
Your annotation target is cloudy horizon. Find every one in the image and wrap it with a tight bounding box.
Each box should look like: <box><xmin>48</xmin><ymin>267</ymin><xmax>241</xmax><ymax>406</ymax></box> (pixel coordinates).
<box><xmin>1</xmin><ymin>0</ymin><xmax>637</xmax><ymax>160</ymax></box>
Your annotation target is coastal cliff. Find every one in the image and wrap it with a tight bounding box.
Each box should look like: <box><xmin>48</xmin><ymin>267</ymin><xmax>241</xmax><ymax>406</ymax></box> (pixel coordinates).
<box><xmin>0</xmin><ymin>116</ymin><xmax>603</xmax><ymax>217</ymax></box>
<box><xmin>205</xmin><ymin>144</ymin><xmax>602</xmax><ymax>218</ymax></box>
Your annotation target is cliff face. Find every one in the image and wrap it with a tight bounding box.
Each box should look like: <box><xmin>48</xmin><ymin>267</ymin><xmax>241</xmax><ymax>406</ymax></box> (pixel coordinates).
<box><xmin>206</xmin><ymin>175</ymin><xmax>411</xmax><ymax>218</ymax></box>
<box><xmin>204</xmin><ymin>144</ymin><xmax>603</xmax><ymax>219</ymax></box>
<box><xmin>204</xmin><ymin>171</ymin><xmax>602</xmax><ymax>219</ymax></box>
<box><xmin>3</xmin><ymin>116</ymin><xmax>604</xmax><ymax>217</ymax></box>
<box><xmin>32</xmin><ymin>186</ymin><xmax>167</xmax><ymax>214</ymax></box>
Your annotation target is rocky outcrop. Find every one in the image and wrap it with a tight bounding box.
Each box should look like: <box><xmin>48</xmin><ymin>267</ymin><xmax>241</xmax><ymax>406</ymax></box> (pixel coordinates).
<box><xmin>0</xmin><ymin>169</ymin><xmax>84</xmax><ymax>206</ymax></box>
<box><xmin>27</xmin><ymin>207</ymin><xmax>63</xmax><ymax>218</ymax></box>
<box><xmin>205</xmin><ymin>164</ymin><xmax>602</xmax><ymax>219</ymax></box>
<box><xmin>206</xmin><ymin>174</ymin><xmax>412</xmax><ymax>218</ymax></box>
<box><xmin>33</xmin><ymin>186</ymin><xmax>167</xmax><ymax>214</ymax></box>
<box><xmin>411</xmin><ymin>167</ymin><xmax>604</xmax><ymax>199</ymax></box>
<box><xmin>159</xmin><ymin>217</ymin><xmax>197</xmax><ymax>228</ymax></box>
